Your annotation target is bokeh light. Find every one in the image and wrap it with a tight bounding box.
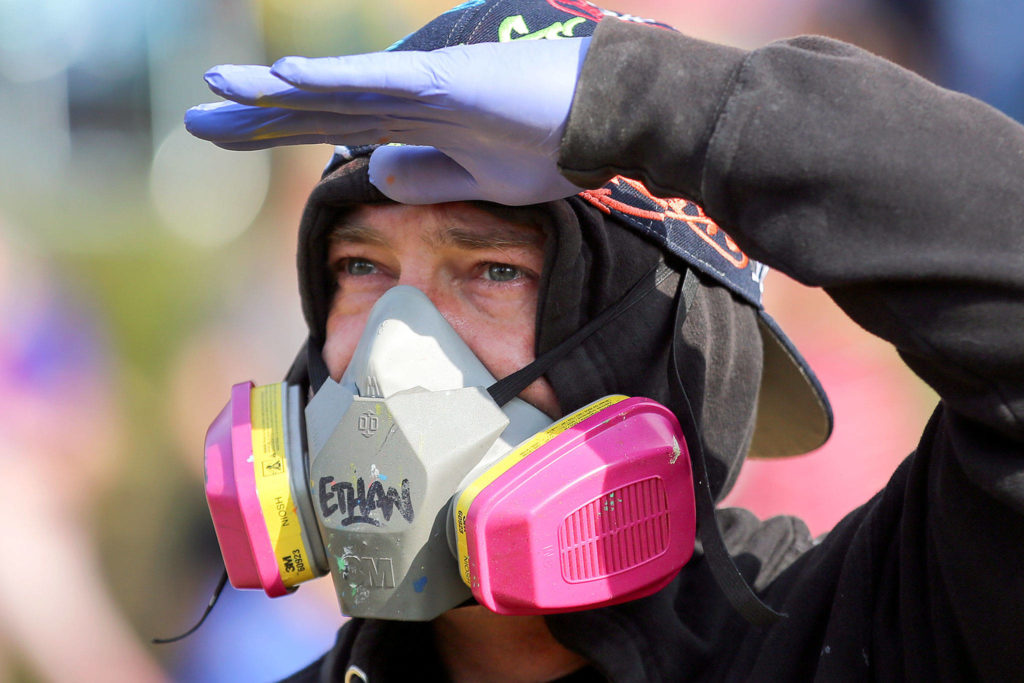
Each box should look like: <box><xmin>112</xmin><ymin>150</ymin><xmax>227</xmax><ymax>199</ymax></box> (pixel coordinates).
<box><xmin>149</xmin><ymin>127</ymin><xmax>271</xmax><ymax>248</ymax></box>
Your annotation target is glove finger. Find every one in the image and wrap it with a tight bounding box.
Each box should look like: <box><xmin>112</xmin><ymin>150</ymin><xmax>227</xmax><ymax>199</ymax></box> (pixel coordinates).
<box><xmin>204</xmin><ymin>64</ymin><xmax>434</xmax><ymax>118</ymax></box>
<box><xmin>203</xmin><ymin>64</ymin><xmax>292</xmax><ymax>103</ymax></box>
<box><xmin>210</xmin><ymin>135</ymin><xmax>348</xmax><ymax>151</ymax></box>
<box><xmin>185</xmin><ymin>101</ymin><xmax>399</xmax><ymax>145</ymax></box>
<box><xmin>272</xmin><ymin>50</ymin><xmax>462</xmax><ymax>97</ymax></box>
<box><xmin>369</xmin><ymin>146</ymin><xmax>481</xmax><ymax>204</ymax></box>
<box><xmin>272</xmin><ymin>39</ymin><xmax>586</xmax><ymax>98</ymax></box>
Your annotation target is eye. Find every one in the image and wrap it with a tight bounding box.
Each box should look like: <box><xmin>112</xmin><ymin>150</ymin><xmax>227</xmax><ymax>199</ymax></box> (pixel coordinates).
<box><xmin>482</xmin><ymin>263</ymin><xmax>522</xmax><ymax>282</ymax></box>
<box><xmin>342</xmin><ymin>258</ymin><xmax>378</xmax><ymax>276</ymax></box>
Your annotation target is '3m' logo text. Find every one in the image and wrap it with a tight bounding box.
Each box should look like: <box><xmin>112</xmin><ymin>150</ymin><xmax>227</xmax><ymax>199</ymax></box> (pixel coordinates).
<box><xmin>341</xmin><ymin>555</ymin><xmax>395</xmax><ymax>589</ymax></box>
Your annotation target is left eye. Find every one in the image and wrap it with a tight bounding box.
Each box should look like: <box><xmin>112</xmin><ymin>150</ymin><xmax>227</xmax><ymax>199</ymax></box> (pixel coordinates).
<box><xmin>483</xmin><ymin>263</ymin><xmax>521</xmax><ymax>282</ymax></box>
<box><xmin>344</xmin><ymin>258</ymin><xmax>377</xmax><ymax>276</ymax></box>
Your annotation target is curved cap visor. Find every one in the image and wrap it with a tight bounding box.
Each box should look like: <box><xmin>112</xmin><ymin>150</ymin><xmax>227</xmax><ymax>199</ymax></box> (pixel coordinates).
<box><xmin>751</xmin><ymin>313</ymin><xmax>832</xmax><ymax>457</ymax></box>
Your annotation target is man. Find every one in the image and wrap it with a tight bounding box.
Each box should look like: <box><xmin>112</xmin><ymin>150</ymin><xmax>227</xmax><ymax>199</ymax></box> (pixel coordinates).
<box><xmin>187</xmin><ymin>0</ymin><xmax>1024</xmax><ymax>680</ymax></box>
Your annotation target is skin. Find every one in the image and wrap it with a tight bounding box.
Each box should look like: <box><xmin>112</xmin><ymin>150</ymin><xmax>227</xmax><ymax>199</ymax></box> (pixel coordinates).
<box><xmin>323</xmin><ymin>202</ymin><xmax>560</xmax><ymax>417</ymax></box>
<box><xmin>323</xmin><ymin>202</ymin><xmax>586</xmax><ymax>682</ymax></box>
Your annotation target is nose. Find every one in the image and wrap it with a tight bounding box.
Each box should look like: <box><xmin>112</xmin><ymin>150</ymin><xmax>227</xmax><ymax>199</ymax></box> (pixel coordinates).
<box><xmin>393</xmin><ymin>276</ymin><xmax>467</xmax><ymax>336</ymax></box>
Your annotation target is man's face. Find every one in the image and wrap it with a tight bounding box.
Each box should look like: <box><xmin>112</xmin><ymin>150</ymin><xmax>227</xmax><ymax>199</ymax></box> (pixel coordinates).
<box><xmin>322</xmin><ymin>201</ymin><xmax>560</xmax><ymax>418</ymax></box>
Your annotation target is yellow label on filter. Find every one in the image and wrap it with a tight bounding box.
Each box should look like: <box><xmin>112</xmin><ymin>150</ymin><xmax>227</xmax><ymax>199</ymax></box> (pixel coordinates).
<box><xmin>251</xmin><ymin>383</ymin><xmax>316</xmax><ymax>587</ymax></box>
<box><xmin>454</xmin><ymin>395</ymin><xmax>628</xmax><ymax>586</ymax></box>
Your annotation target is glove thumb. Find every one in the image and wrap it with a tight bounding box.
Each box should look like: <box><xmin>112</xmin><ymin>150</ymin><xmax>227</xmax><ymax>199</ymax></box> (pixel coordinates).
<box><xmin>369</xmin><ymin>146</ymin><xmax>480</xmax><ymax>204</ymax></box>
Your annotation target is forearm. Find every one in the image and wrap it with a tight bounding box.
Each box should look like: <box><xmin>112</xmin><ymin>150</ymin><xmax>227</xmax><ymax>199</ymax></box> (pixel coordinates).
<box><xmin>561</xmin><ymin>19</ymin><xmax>1024</xmax><ymax>437</ymax></box>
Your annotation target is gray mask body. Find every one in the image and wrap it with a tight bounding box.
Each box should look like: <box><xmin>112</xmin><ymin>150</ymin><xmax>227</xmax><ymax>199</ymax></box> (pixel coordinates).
<box><xmin>304</xmin><ymin>286</ymin><xmax>551</xmax><ymax>620</ymax></box>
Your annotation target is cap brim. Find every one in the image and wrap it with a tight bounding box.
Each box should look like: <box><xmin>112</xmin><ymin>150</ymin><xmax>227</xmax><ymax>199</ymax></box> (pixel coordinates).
<box><xmin>749</xmin><ymin>312</ymin><xmax>833</xmax><ymax>458</ymax></box>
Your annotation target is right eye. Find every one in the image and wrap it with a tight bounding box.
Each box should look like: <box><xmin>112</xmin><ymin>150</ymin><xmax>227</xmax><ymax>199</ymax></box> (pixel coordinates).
<box><xmin>343</xmin><ymin>258</ymin><xmax>377</xmax><ymax>276</ymax></box>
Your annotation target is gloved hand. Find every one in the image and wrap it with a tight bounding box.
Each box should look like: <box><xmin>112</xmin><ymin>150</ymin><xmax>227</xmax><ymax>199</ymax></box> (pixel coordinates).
<box><xmin>185</xmin><ymin>38</ymin><xmax>591</xmax><ymax>205</ymax></box>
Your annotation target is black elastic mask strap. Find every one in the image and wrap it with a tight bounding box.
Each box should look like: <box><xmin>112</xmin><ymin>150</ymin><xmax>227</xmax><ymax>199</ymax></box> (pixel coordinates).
<box><xmin>152</xmin><ymin>570</ymin><xmax>229</xmax><ymax>644</ymax></box>
<box><xmin>488</xmin><ymin>262</ymin><xmax>672</xmax><ymax>407</ymax></box>
<box><xmin>669</xmin><ymin>270</ymin><xmax>785</xmax><ymax>628</ymax></box>
<box><xmin>307</xmin><ymin>336</ymin><xmax>331</xmax><ymax>392</ymax></box>
<box><xmin>285</xmin><ymin>338</ymin><xmax>313</xmax><ymax>392</ymax></box>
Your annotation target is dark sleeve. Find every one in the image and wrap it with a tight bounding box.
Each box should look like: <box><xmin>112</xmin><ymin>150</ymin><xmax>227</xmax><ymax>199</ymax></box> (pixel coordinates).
<box><xmin>560</xmin><ymin>18</ymin><xmax>1024</xmax><ymax>681</ymax></box>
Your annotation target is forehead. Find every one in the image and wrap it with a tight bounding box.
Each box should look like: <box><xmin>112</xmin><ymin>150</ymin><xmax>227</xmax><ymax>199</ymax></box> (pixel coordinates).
<box><xmin>329</xmin><ymin>202</ymin><xmax>547</xmax><ymax>250</ymax></box>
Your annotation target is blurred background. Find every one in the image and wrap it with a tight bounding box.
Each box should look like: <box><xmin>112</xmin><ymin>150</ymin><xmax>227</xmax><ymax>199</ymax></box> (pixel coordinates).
<box><xmin>0</xmin><ymin>0</ymin><xmax>1018</xmax><ymax>680</ymax></box>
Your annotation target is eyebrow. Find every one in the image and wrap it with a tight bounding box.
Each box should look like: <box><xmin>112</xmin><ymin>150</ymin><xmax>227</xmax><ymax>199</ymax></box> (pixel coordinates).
<box><xmin>328</xmin><ymin>221</ymin><xmax>545</xmax><ymax>250</ymax></box>
<box><xmin>329</xmin><ymin>222</ymin><xmax>389</xmax><ymax>247</ymax></box>
<box><xmin>429</xmin><ymin>225</ymin><xmax>543</xmax><ymax>250</ymax></box>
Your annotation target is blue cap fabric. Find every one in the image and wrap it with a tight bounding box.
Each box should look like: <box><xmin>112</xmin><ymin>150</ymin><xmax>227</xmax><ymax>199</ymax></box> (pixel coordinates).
<box><xmin>385</xmin><ymin>0</ymin><xmax>671</xmax><ymax>52</ymax></box>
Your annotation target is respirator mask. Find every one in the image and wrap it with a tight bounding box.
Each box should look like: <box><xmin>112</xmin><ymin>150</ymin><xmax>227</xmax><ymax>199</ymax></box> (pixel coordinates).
<box><xmin>204</xmin><ymin>285</ymin><xmax>697</xmax><ymax>621</ymax></box>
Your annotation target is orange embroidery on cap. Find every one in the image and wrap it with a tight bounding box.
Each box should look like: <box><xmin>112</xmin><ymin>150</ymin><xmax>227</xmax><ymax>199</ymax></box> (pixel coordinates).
<box><xmin>580</xmin><ymin>176</ymin><xmax>749</xmax><ymax>269</ymax></box>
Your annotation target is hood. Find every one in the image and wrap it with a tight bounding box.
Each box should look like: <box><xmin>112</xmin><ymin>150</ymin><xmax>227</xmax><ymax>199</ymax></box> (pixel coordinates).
<box><xmin>296</xmin><ymin>156</ymin><xmax>761</xmax><ymax>500</ymax></box>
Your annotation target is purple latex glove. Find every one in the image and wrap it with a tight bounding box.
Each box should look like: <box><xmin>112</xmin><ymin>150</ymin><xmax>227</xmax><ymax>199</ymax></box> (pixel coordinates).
<box><xmin>185</xmin><ymin>38</ymin><xmax>591</xmax><ymax>205</ymax></box>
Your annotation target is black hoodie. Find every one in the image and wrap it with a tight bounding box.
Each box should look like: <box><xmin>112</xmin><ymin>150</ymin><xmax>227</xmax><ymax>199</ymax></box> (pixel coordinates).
<box><xmin>284</xmin><ymin>18</ymin><xmax>1024</xmax><ymax>683</ymax></box>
